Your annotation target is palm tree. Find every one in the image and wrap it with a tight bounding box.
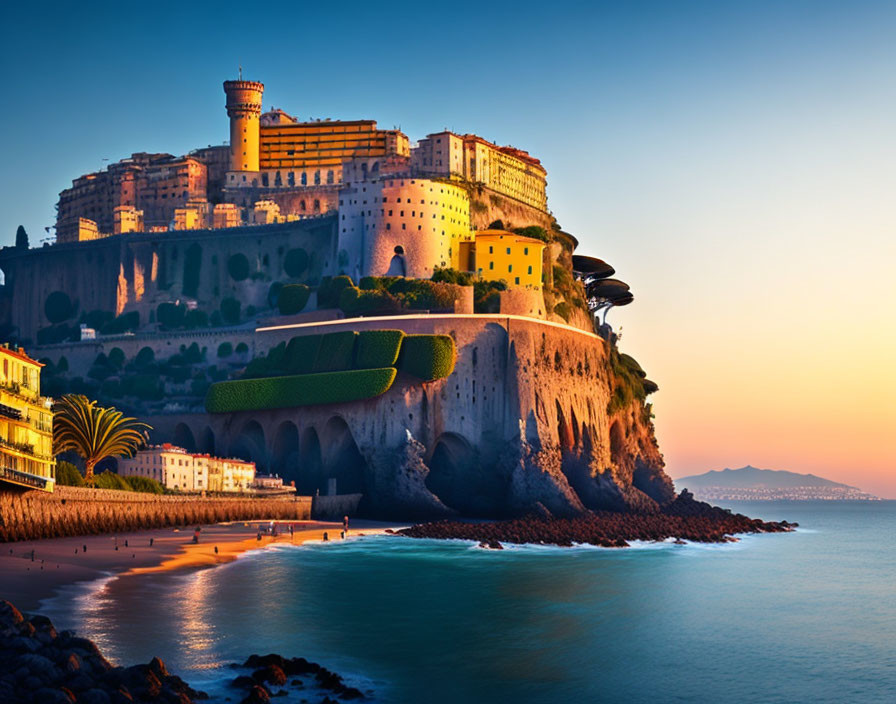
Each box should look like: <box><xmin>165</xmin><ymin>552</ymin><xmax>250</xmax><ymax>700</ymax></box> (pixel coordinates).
<box><xmin>53</xmin><ymin>394</ymin><xmax>151</xmax><ymax>484</ymax></box>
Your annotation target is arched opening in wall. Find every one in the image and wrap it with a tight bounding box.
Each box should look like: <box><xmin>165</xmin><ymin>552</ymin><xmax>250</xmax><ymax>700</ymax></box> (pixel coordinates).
<box><xmin>425</xmin><ymin>433</ymin><xmax>503</xmax><ymax>516</ymax></box>
<box><xmin>199</xmin><ymin>426</ymin><xmax>216</xmax><ymax>455</ymax></box>
<box><xmin>556</xmin><ymin>400</ymin><xmax>574</xmax><ymax>451</ymax></box>
<box><xmin>173</xmin><ymin>423</ymin><xmax>197</xmax><ymax>452</ymax></box>
<box><xmin>321</xmin><ymin>417</ymin><xmax>368</xmax><ymax>497</ymax></box>
<box><xmin>229</xmin><ymin>420</ymin><xmax>267</xmax><ymax>472</ymax></box>
<box><xmin>386</xmin><ymin>246</ymin><xmax>406</xmax><ymax>276</ymax></box>
<box><xmin>298</xmin><ymin>427</ymin><xmax>323</xmax><ymax>495</ymax></box>
<box><xmin>271</xmin><ymin>421</ymin><xmax>300</xmax><ymax>486</ymax></box>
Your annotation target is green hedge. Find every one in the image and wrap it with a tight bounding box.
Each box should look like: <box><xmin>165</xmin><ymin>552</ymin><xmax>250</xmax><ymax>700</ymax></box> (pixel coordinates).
<box><xmin>278</xmin><ymin>284</ymin><xmax>310</xmax><ymax>315</ymax></box>
<box><xmin>228</xmin><ymin>253</ymin><xmax>250</xmax><ymax>281</ymax></box>
<box><xmin>398</xmin><ymin>334</ymin><xmax>456</xmax><ymax>381</ymax></box>
<box><xmin>284</xmin><ymin>335</ymin><xmax>321</xmax><ymax>375</ymax></box>
<box><xmin>124</xmin><ymin>475</ymin><xmax>165</xmax><ymax>494</ymax></box>
<box><xmin>354</xmin><ymin>330</ymin><xmax>405</xmax><ymax>369</ymax></box>
<box><xmin>205</xmin><ymin>368</ymin><xmax>398</xmax><ymax>413</ymax></box>
<box><xmin>313</xmin><ymin>331</ymin><xmax>357</xmax><ymax>372</ymax></box>
<box><xmin>55</xmin><ymin>461</ymin><xmax>84</xmax><ymax>487</ymax></box>
<box><xmin>45</xmin><ymin>291</ymin><xmax>73</xmax><ymax>324</ymax></box>
<box><xmin>284</xmin><ymin>248</ymin><xmax>309</xmax><ymax>277</ymax></box>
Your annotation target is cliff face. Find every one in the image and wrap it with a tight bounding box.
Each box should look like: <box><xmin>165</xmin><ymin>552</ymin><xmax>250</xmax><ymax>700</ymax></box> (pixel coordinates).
<box><xmin>147</xmin><ymin>315</ymin><xmax>675</xmax><ymax>520</ymax></box>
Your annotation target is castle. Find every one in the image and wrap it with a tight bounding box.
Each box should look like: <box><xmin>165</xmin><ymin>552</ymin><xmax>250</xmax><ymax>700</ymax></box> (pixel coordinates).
<box><xmin>0</xmin><ymin>77</ymin><xmax>671</xmax><ymax>519</ymax></box>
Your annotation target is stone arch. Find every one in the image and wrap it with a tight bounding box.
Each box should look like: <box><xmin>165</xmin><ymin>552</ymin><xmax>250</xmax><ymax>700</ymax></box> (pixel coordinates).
<box><xmin>173</xmin><ymin>423</ymin><xmax>196</xmax><ymax>452</ymax></box>
<box><xmin>229</xmin><ymin>419</ymin><xmax>267</xmax><ymax>471</ymax></box>
<box><xmin>426</xmin><ymin>433</ymin><xmax>503</xmax><ymax>516</ymax></box>
<box><xmin>271</xmin><ymin>421</ymin><xmax>300</xmax><ymax>485</ymax></box>
<box><xmin>321</xmin><ymin>417</ymin><xmax>367</xmax><ymax>496</ymax></box>
<box><xmin>298</xmin><ymin>426</ymin><xmax>323</xmax><ymax>495</ymax></box>
<box><xmin>199</xmin><ymin>426</ymin><xmax>216</xmax><ymax>455</ymax></box>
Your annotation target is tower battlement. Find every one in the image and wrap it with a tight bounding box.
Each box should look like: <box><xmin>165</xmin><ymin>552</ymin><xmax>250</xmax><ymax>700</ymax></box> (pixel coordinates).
<box><xmin>223</xmin><ymin>79</ymin><xmax>264</xmax><ymax>172</ymax></box>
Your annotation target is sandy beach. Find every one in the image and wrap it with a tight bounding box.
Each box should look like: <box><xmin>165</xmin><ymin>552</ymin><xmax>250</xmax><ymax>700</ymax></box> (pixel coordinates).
<box><xmin>0</xmin><ymin>519</ymin><xmax>401</xmax><ymax>612</ymax></box>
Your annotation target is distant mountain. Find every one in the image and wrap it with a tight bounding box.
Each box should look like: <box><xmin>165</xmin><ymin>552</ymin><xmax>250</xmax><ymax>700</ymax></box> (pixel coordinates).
<box><xmin>674</xmin><ymin>466</ymin><xmax>879</xmax><ymax>501</ymax></box>
<box><xmin>676</xmin><ymin>466</ymin><xmax>858</xmax><ymax>490</ymax></box>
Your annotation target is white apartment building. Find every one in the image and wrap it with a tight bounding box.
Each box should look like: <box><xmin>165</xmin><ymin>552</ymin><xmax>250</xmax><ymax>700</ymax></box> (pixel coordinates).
<box><xmin>119</xmin><ymin>444</ymin><xmax>255</xmax><ymax>492</ymax></box>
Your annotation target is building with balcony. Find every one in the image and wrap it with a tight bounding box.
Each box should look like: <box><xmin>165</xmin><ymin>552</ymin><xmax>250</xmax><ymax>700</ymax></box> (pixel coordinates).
<box><xmin>0</xmin><ymin>344</ymin><xmax>55</xmax><ymax>492</ymax></box>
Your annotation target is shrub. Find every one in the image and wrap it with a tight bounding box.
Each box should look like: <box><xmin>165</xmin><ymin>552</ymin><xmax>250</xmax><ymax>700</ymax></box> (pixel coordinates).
<box><xmin>205</xmin><ymin>368</ymin><xmax>398</xmax><ymax>413</ymax></box>
<box><xmin>55</xmin><ymin>461</ymin><xmax>84</xmax><ymax>487</ymax></box>
<box><xmin>431</xmin><ymin>267</ymin><xmax>474</xmax><ymax>286</ymax></box>
<box><xmin>317</xmin><ymin>275</ymin><xmax>354</xmax><ymax>308</ymax></box>
<box><xmin>283</xmin><ymin>248</ymin><xmax>310</xmax><ymax>277</ymax></box>
<box><xmin>220</xmin><ymin>297</ymin><xmax>241</xmax><ymax>324</ymax></box>
<box><xmin>37</xmin><ymin>324</ymin><xmax>75</xmax><ymax>345</ymax></box>
<box><xmin>124</xmin><ymin>475</ymin><xmax>164</xmax><ymax>494</ymax></box>
<box><xmin>107</xmin><ymin>347</ymin><xmax>125</xmax><ymax>369</ymax></box>
<box><xmin>135</xmin><ymin>346</ymin><xmax>155</xmax><ymax>368</ymax></box>
<box><xmin>312</xmin><ymin>331</ymin><xmax>357</xmax><ymax>372</ymax></box>
<box><xmin>488</xmin><ymin>219</ymin><xmax>505</xmax><ymax>230</ymax></box>
<box><xmin>278</xmin><ymin>284</ymin><xmax>310</xmax><ymax>315</ymax></box>
<box><xmin>398</xmin><ymin>334</ymin><xmax>456</xmax><ymax>381</ymax></box>
<box><xmin>619</xmin><ymin>353</ymin><xmax>646</xmax><ymax>378</ymax></box>
<box><xmin>45</xmin><ymin>291</ymin><xmax>73</xmax><ymax>324</ymax></box>
<box><xmin>157</xmin><ymin>302</ymin><xmax>186</xmax><ymax>329</ymax></box>
<box><xmin>283</xmin><ymin>335</ymin><xmax>322</xmax><ymax>375</ymax></box>
<box><xmin>94</xmin><ymin>470</ymin><xmax>132</xmax><ymax>491</ymax></box>
<box><xmin>184</xmin><ymin>310</ymin><xmax>209</xmax><ymax>329</ymax></box>
<box><xmin>554</xmin><ymin>302</ymin><xmax>573</xmax><ymax>322</ymax></box>
<box><xmin>228</xmin><ymin>253</ymin><xmax>250</xmax><ymax>281</ymax></box>
<box><xmin>354</xmin><ymin>330</ymin><xmax>405</xmax><ymax>369</ymax></box>
<box><xmin>101</xmin><ymin>311</ymin><xmax>140</xmax><ymax>335</ymax></box>
<box><xmin>83</xmin><ymin>310</ymin><xmax>113</xmax><ymax>331</ymax></box>
<box><xmin>217</xmin><ymin>342</ymin><xmax>233</xmax><ymax>358</ymax></box>
<box><xmin>512</xmin><ymin>225</ymin><xmax>550</xmax><ymax>243</ymax></box>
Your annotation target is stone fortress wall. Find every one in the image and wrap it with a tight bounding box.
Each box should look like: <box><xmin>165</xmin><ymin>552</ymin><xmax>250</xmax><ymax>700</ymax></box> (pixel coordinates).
<box><xmin>147</xmin><ymin>314</ymin><xmax>670</xmax><ymax>519</ymax></box>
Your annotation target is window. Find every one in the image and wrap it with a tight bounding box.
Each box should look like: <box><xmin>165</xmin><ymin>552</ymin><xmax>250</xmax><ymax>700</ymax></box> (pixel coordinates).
<box><xmin>528</xmin><ymin>265</ymin><xmax>533</xmax><ymax>274</ymax></box>
<box><xmin>489</xmin><ymin>262</ymin><xmax>494</xmax><ymax>270</ymax></box>
<box><xmin>524</xmin><ymin>247</ymin><xmax>529</xmax><ymax>255</ymax></box>
<box><xmin>508</xmin><ymin>265</ymin><xmax>513</xmax><ymax>272</ymax></box>
<box><xmin>506</xmin><ymin>247</ymin><xmax>511</xmax><ymax>254</ymax></box>
<box><xmin>386</xmin><ymin>223</ymin><xmax>391</xmax><ymax>230</ymax></box>
<box><xmin>515</xmin><ymin>277</ymin><xmax>520</xmax><ymax>285</ymax></box>
<box><xmin>488</xmin><ymin>246</ymin><xmax>493</xmax><ymax>254</ymax></box>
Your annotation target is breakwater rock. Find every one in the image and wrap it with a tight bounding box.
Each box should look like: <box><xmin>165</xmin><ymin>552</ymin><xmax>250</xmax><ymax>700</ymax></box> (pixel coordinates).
<box><xmin>397</xmin><ymin>491</ymin><xmax>796</xmax><ymax>547</ymax></box>
<box><xmin>0</xmin><ymin>601</ymin><xmax>370</xmax><ymax>703</ymax></box>
<box><xmin>0</xmin><ymin>486</ymin><xmax>311</xmax><ymax>543</ymax></box>
<box><xmin>0</xmin><ymin>599</ymin><xmax>205</xmax><ymax>703</ymax></box>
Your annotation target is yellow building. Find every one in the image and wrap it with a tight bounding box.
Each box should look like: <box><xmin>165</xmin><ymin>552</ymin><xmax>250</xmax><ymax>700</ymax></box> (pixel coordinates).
<box><xmin>471</xmin><ymin>230</ymin><xmax>545</xmax><ymax>288</ymax></box>
<box><xmin>0</xmin><ymin>345</ymin><xmax>55</xmax><ymax>492</ymax></box>
<box><xmin>113</xmin><ymin>206</ymin><xmax>144</xmax><ymax>234</ymax></box>
<box><xmin>213</xmin><ymin>202</ymin><xmax>241</xmax><ymax>229</ymax></box>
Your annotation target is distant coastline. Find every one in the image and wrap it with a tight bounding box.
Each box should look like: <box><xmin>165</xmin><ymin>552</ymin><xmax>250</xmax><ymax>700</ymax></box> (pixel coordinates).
<box><xmin>680</xmin><ymin>486</ymin><xmax>881</xmax><ymax>501</ymax></box>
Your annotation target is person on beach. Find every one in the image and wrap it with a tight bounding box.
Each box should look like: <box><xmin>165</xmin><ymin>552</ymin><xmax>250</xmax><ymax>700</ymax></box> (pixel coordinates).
<box><xmin>83</xmin><ymin>545</ymin><xmax>87</xmax><ymax>553</ymax></box>
<box><xmin>323</xmin><ymin>532</ymin><xmax>329</xmax><ymax>541</ymax></box>
<box><xmin>150</xmin><ymin>538</ymin><xmax>154</xmax><ymax>547</ymax></box>
<box><xmin>343</xmin><ymin>515</ymin><xmax>349</xmax><ymax>533</ymax></box>
<box><xmin>214</xmin><ymin>546</ymin><xmax>218</xmax><ymax>554</ymax></box>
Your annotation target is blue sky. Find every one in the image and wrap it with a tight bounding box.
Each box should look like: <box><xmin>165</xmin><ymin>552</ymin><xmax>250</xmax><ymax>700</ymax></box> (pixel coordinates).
<box><xmin>1</xmin><ymin>1</ymin><xmax>894</xmax><ymax>492</ymax></box>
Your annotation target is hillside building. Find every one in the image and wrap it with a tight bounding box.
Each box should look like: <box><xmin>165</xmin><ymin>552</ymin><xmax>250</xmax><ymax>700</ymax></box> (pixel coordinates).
<box><xmin>0</xmin><ymin>345</ymin><xmax>55</xmax><ymax>492</ymax></box>
<box><xmin>468</xmin><ymin>230</ymin><xmax>545</xmax><ymax>288</ymax></box>
<box><xmin>118</xmin><ymin>443</ymin><xmax>255</xmax><ymax>492</ymax></box>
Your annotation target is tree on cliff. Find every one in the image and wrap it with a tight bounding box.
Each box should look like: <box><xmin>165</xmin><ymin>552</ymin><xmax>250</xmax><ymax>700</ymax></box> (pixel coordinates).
<box><xmin>53</xmin><ymin>394</ymin><xmax>151</xmax><ymax>484</ymax></box>
<box><xmin>15</xmin><ymin>225</ymin><xmax>28</xmax><ymax>249</ymax></box>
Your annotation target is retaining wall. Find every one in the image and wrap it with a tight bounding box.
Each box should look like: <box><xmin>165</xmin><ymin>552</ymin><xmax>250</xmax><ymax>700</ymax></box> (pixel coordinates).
<box><xmin>0</xmin><ymin>486</ymin><xmax>312</xmax><ymax>542</ymax></box>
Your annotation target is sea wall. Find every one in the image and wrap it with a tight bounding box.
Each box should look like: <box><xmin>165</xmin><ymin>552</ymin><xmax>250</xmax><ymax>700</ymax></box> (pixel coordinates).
<box><xmin>0</xmin><ymin>486</ymin><xmax>312</xmax><ymax>543</ymax></box>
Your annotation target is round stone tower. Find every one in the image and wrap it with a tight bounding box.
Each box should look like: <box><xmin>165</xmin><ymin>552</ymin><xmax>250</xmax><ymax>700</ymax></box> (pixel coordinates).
<box><xmin>223</xmin><ymin>78</ymin><xmax>264</xmax><ymax>172</ymax></box>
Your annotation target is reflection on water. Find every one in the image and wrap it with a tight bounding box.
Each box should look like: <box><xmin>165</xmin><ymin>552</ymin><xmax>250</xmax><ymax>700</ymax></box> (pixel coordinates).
<box><xmin>43</xmin><ymin>502</ymin><xmax>896</xmax><ymax>704</ymax></box>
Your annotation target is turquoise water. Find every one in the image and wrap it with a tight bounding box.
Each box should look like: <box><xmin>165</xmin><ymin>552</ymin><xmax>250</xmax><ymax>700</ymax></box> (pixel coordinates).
<box><xmin>46</xmin><ymin>501</ymin><xmax>896</xmax><ymax>703</ymax></box>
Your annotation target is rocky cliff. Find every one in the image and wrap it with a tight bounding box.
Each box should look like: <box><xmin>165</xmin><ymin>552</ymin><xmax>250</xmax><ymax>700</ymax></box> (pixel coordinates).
<box><xmin>147</xmin><ymin>314</ymin><xmax>675</xmax><ymax>520</ymax></box>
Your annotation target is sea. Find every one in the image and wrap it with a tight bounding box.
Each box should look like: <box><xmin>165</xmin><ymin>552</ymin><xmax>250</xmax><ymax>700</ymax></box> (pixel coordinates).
<box><xmin>42</xmin><ymin>501</ymin><xmax>896</xmax><ymax>703</ymax></box>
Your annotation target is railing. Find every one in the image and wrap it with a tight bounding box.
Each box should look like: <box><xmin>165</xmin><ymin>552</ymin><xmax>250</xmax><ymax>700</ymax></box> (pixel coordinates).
<box><xmin>0</xmin><ymin>437</ymin><xmax>36</xmax><ymax>456</ymax></box>
<box><xmin>0</xmin><ymin>465</ymin><xmax>52</xmax><ymax>490</ymax></box>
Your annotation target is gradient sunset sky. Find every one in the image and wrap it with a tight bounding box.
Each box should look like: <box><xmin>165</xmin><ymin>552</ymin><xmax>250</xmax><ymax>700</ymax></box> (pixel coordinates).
<box><xmin>1</xmin><ymin>1</ymin><xmax>893</xmax><ymax>495</ymax></box>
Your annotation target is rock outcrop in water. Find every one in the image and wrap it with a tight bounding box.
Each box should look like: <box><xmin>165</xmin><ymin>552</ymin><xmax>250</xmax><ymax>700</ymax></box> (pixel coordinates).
<box><xmin>398</xmin><ymin>490</ymin><xmax>797</xmax><ymax>547</ymax></box>
<box><xmin>0</xmin><ymin>600</ymin><xmax>368</xmax><ymax>703</ymax></box>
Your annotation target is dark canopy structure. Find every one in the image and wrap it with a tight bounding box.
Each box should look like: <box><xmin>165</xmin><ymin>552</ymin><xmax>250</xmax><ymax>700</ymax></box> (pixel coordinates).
<box><xmin>572</xmin><ymin>255</ymin><xmax>615</xmax><ymax>280</ymax></box>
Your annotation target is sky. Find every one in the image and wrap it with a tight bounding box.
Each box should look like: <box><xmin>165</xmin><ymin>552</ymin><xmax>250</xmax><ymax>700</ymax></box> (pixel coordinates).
<box><xmin>1</xmin><ymin>1</ymin><xmax>894</xmax><ymax>495</ymax></box>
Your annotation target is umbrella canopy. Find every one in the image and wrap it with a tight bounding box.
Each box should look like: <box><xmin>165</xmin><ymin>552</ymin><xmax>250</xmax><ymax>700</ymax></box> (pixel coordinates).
<box><xmin>586</xmin><ymin>278</ymin><xmax>630</xmax><ymax>299</ymax></box>
<box><xmin>608</xmin><ymin>293</ymin><xmax>634</xmax><ymax>307</ymax></box>
<box><xmin>572</xmin><ymin>255</ymin><xmax>615</xmax><ymax>279</ymax></box>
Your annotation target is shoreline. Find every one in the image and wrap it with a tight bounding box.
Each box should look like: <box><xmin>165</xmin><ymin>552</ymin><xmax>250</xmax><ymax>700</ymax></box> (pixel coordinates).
<box><xmin>0</xmin><ymin>519</ymin><xmax>403</xmax><ymax>613</ymax></box>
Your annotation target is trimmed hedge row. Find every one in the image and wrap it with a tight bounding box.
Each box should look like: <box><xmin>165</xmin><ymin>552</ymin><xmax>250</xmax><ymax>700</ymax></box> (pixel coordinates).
<box><xmin>355</xmin><ymin>330</ymin><xmax>405</xmax><ymax>369</ymax></box>
<box><xmin>313</xmin><ymin>331</ymin><xmax>357</xmax><ymax>372</ymax></box>
<box><xmin>398</xmin><ymin>334</ymin><xmax>457</xmax><ymax>381</ymax></box>
<box><xmin>205</xmin><ymin>368</ymin><xmax>398</xmax><ymax>413</ymax></box>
